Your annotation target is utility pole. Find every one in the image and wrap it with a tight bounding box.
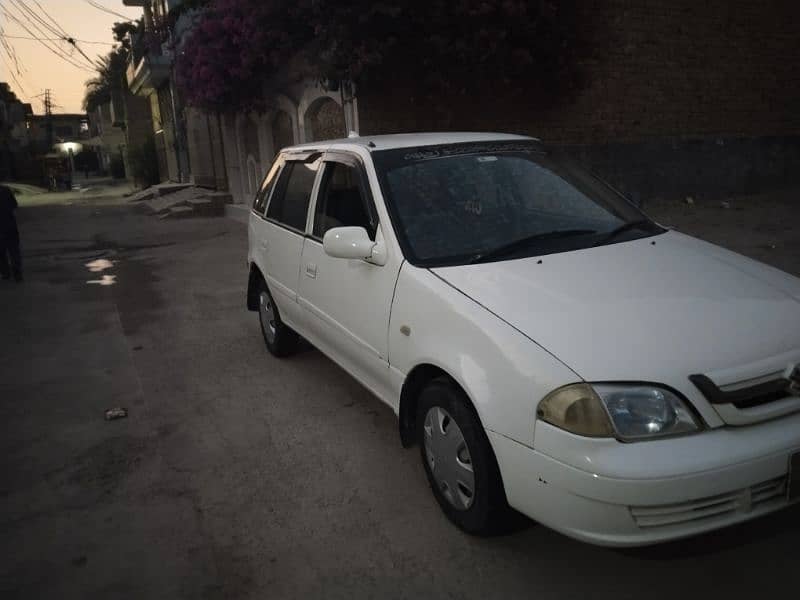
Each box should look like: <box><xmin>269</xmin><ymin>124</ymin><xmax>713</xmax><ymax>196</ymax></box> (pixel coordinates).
<box><xmin>43</xmin><ymin>88</ymin><xmax>53</xmax><ymax>148</ymax></box>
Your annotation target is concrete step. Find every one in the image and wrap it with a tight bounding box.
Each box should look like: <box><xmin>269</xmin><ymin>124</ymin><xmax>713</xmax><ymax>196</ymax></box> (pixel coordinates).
<box><xmin>128</xmin><ymin>187</ymin><xmax>156</xmax><ymax>203</ymax></box>
<box><xmin>158</xmin><ymin>206</ymin><xmax>195</xmax><ymax>219</ymax></box>
<box><xmin>129</xmin><ymin>182</ymin><xmax>193</xmax><ymax>204</ymax></box>
<box><xmin>199</xmin><ymin>191</ymin><xmax>233</xmax><ymax>204</ymax></box>
<box><xmin>186</xmin><ymin>197</ymin><xmax>224</xmax><ymax>216</ymax></box>
<box><xmin>154</xmin><ymin>182</ymin><xmax>193</xmax><ymax>197</ymax></box>
<box><xmin>139</xmin><ymin>185</ymin><xmax>232</xmax><ymax>218</ymax></box>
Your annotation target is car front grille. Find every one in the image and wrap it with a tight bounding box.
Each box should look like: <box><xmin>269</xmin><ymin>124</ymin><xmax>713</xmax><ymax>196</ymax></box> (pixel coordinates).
<box><xmin>690</xmin><ymin>371</ymin><xmax>800</xmax><ymax>425</ymax></box>
<box><xmin>689</xmin><ymin>373</ymin><xmax>792</xmax><ymax>408</ymax></box>
<box><xmin>630</xmin><ymin>476</ymin><xmax>787</xmax><ymax>529</ymax></box>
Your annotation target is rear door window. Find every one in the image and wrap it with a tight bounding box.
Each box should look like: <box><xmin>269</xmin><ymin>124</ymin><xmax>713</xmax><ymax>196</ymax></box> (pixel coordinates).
<box><xmin>266</xmin><ymin>160</ymin><xmax>319</xmax><ymax>231</ymax></box>
<box><xmin>253</xmin><ymin>159</ymin><xmax>282</xmax><ymax>214</ymax></box>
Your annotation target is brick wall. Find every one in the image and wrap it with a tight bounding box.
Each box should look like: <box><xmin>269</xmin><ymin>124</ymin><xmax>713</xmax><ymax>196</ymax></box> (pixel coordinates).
<box><xmin>357</xmin><ymin>0</ymin><xmax>800</xmax><ymax>198</ymax></box>
<box><xmin>360</xmin><ymin>0</ymin><xmax>799</xmax><ymax>143</ymax></box>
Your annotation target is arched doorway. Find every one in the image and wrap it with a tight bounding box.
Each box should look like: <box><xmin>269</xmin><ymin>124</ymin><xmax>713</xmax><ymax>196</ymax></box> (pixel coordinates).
<box><xmin>246</xmin><ymin>155</ymin><xmax>259</xmax><ymax>196</ymax></box>
<box><xmin>305</xmin><ymin>97</ymin><xmax>345</xmax><ymax>142</ymax></box>
<box><xmin>240</xmin><ymin>115</ymin><xmax>261</xmax><ymax>196</ymax></box>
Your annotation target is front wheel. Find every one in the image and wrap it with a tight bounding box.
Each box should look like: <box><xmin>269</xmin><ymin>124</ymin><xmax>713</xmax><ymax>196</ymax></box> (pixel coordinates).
<box><xmin>257</xmin><ymin>281</ymin><xmax>298</xmax><ymax>357</ymax></box>
<box><xmin>416</xmin><ymin>377</ymin><xmax>513</xmax><ymax>535</ymax></box>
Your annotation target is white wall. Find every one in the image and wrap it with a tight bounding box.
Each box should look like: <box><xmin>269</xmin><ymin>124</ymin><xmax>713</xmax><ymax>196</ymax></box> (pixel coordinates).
<box><xmin>218</xmin><ymin>80</ymin><xmax>359</xmax><ymax>204</ymax></box>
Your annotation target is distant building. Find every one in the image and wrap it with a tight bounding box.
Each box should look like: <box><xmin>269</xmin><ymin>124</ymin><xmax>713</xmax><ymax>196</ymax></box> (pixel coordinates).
<box><xmin>87</xmin><ymin>102</ymin><xmax>126</xmax><ymax>174</ymax></box>
<box><xmin>27</xmin><ymin>113</ymin><xmax>89</xmax><ymax>150</ymax></box>
<box><xmin>124</xmin><ymin>0</ymin><xmax>189</xmax><ymax>183</ymax></box>
<box><xmin>0</xmin><ymin>83</ymin><xmax>34</xmax><ymax>180</ymax></box>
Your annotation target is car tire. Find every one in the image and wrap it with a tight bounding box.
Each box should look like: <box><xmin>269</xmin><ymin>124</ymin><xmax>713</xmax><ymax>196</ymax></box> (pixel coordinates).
<box><xmin>257</xmin><ymin>279</ymin><xmax>298</xmax><ymax>357</ymax></box>
<box><xmin>416</xmin><ymin>377</ymin><xmax>513</xmax><ymax>535</ymax></box>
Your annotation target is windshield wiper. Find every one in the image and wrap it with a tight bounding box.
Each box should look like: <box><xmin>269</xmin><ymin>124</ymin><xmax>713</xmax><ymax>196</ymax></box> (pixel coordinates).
<box><xmin>470</xmin><ymin>229</ymin><xmax>597</xmax><ymax>264</ymax></box>
<box><xmin>592</xmin><ymin>219</ymin><xmax>653</xmax><ymax>247</ymax></box>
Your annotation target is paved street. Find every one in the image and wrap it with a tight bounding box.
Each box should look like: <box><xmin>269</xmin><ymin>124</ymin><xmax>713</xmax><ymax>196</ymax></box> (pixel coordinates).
<box><xmin>2</xmin><ymin>199</ymin><xmax>799</xmax><ymax>599</ymax></box>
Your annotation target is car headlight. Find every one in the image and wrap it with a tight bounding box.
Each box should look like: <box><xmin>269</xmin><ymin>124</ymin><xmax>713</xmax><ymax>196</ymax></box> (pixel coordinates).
<box><xmin>538</xmin><ymin>383</ymin><xmax>702</xmax><ymax>441</ymax></box>
<box><xmin>536</xmin><ymin>383</ymin><xmax>614</xmax><ymax>437</ymax></box>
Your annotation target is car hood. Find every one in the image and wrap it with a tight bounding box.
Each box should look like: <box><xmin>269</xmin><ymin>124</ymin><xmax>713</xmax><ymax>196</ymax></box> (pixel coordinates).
<box><xmin>431</xmin><ymin>231</ymin><xmax>800</xmax><ymax>385</ymax></box>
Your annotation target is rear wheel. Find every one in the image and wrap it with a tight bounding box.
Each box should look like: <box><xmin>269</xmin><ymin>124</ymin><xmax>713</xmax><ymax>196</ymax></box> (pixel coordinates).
<box><xmin>417</xmin><ymin>377</ymin><xmax>512</xmax><ymax>535</ymax></box>
<box><xmin>257</xmin><ymin>280</ymin><xmax>298</xmax><ymax>357</ymax></box>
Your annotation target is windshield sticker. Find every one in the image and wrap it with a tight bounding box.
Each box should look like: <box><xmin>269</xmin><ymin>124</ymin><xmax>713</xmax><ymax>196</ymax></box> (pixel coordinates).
<box><xmin>403</xmin><ymin>142</ymin><xmax>543</xmax><ymax>161</ymax></box>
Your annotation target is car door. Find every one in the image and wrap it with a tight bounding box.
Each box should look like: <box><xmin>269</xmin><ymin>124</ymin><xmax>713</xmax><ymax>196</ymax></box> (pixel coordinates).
<box><xmin>248</xmin><ymin>155</ymin><xmax>282</xmax><ymax>280</ymax></box>
<box><xmin>297</xmin><ymin>153</ymin><xmax>402</xmax><ymax>401</ymax></box>
<box><xmin>255</xmin><ymin>153</ymin><xmax>321</xmax><ymax>328</ymax></box>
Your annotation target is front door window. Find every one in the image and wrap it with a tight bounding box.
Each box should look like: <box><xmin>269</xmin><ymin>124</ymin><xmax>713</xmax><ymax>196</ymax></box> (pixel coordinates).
<box><xmin>313</xmin><ymin>162</ymin><xmax>377</xmax><ymax>239</ymax></box>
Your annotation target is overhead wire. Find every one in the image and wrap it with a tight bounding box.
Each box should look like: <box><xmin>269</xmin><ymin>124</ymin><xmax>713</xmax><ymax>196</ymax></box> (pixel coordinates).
<box><xmin>0</xmin><ymin>5</ymin><xmax>96</xmax><ymax>72</ymax></box>
<box><xmin>6</xmin><ymin>0</ymin><xmax>104</xmax><ymax>69</ymax></box>
<box><xmin>0</xmin><ymin>25</ymin><xmax>26</xmax><ymax>73</ymax></box>
<box><xmin>1</xmin><ymin>54</ymin><xmax>30</xmax><ymax>98</ymax></box>
<box><xmin>31</xmin><ymin>0</ymin><xmax>72</xmax><ymax>38</ymax></box>
<box><xmin>13</xmin><ymin>0</ymin><xmax>109</xmax><ymax>68</ymax></box>
<box><xmin>9</xmin><ymin>0</ymin><xmax>65</xmax><ymax>40</ymax></box>
<box><xmin>1</xmin><ymin>33</ymin><xmax>114</xmax><ymax>45</ymax></box>
<box><xmin>13</xmin><ymin>0</ymin><xmax>102</xmax><ymax>67</ymax></box>
<box><xmin>82</xmin><ymin>0</ymin><xmax>136</xmax><ymax>22</ymax></box>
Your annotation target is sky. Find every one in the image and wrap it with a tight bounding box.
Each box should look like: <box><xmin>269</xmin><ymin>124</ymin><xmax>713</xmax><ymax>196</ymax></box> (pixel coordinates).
<box><xmin>1</xmin><ymin>0</ymin><xmax>142</xmax><ymax>114</ymax></box>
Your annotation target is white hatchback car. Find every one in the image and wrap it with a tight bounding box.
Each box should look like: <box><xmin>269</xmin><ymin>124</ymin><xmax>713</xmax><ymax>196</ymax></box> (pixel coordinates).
<box><xmin>247</xmin><ymin>133</ymin><xmax>800</xmax><ymax>546</ymax></box>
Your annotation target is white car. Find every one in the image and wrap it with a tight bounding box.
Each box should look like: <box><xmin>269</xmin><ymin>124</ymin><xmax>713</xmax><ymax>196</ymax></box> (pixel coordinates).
<box><xmin>247</xmin><ymin>132</ymin><xmax>800</xmax><ymax>546</ymax></box>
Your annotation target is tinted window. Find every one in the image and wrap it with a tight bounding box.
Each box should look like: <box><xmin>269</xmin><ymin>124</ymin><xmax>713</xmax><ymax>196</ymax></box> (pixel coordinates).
<box><xmin>266</xmin><ymin>161</ymin><xmax>319</xmax><ymax>231</ymax></box>
<box><xmin>253</xmin><ymin>160</ymin><xmax>281</xmax><ymax>214</ymax></box>
<box><xmin>313</xmin><ymin>162</ymin><xmax>376</xmax><ymax>239</ymax></box>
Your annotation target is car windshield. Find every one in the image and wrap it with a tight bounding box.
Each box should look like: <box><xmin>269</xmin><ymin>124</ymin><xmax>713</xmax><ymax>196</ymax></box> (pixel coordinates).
<box><xmin>372</xmin><ymin>141</ymin><xmax>664</xmax><ymax>266</ymax></box>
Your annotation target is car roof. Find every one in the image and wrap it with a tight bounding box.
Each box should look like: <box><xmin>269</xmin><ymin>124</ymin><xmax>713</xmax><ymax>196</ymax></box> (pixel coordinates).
<box><xmin>283</xmin><ymin>132</ymin><xmax>539</xmax><ymax>154</ymax></box>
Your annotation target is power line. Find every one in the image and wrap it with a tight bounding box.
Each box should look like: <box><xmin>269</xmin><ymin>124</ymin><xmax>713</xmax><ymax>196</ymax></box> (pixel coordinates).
<box><xmin>9</xmin><ymin>0</ymin><xmax>64</xmax><ymax>40</ymax></box>
<box><xmin>1</xmin><ymin>33</ymin><xmax>114</xmax><ymax>45</ymax></box>
<box><xmin>1</xmin><ymin>7</ymin><xmax>95</xmax><ymax>72</ymax></box>
<box><xmin>30</xmin><ymin>0</ymin><xmax>71</xmax><ymax>38</ymax></box>
<box><xmin>82</xmin><ymin>0</ymin><xmax>136</xmax><ymax>22</ymax></box>
<box><xmin>0</xmin><ymin>25</ymin><xmax>26</xmax><ymax>73</ymax></box>
<box><xmin>1</xmin><ymin>54</ymin><xmax>30</xmax><ymax>99</ymax></box>
<box><xmin>12</xmin><ymin>0</ymin><xmax>99</xmax><ymax>66</ymax></box>
<box><xmin>1</xmin><ymin>37</ymin><xmax>24</xmax><ymax>74</ymax></box>
<box><xmin>3</xmin><ymin>1</ymin><xmax>97</xmax><ymax>70</ymax></box>
<box><xmin>11</xmin><ymin>0</ymin><xmax>101</xmax><ymax>65</ymax></box>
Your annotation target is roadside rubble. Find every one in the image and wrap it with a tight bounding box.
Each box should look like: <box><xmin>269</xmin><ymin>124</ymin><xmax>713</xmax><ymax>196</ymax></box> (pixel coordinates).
<box><xmin>104</xmin><ymin>407</ymin><xmax>128</xmax><ymax>421</ymax></box>
<box><xmin>128</xmin><ymin>183</ymin><xmax>232</xmax><ymax>218</ymax></box>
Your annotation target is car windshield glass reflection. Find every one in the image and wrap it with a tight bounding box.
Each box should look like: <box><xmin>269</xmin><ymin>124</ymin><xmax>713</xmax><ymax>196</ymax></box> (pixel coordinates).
<box><xmin>373</xmin><ymin>143</ymin><xmax>663</xmax><ymax>266</ymax></box>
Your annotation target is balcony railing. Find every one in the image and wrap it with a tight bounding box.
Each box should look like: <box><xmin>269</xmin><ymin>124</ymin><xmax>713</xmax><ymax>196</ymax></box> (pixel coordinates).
<box><xmin>127</xmin><ymin>53</ymin><xmax>171</xmax><ymax>96</ymax></box>
<box><xmin>126</xmin><ymin>28</ymin><xmax>172</xmax><ymax>96</ymax></box>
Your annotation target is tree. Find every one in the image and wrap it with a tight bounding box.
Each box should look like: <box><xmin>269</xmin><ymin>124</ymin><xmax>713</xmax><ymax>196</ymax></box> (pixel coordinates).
<box><xmin>175</xmin><ymin>0</ymin><xmax>576</xmax><ymax>114</ymax></box>
<box><xmin>83</xmin><ymin>20</ymin><xmax>140</xmax><ymax>113</ymax></box>
<box><xmin>83</xmin><ymin>49</ymin><xmax>127</xmax><ymax>112</ymax></box>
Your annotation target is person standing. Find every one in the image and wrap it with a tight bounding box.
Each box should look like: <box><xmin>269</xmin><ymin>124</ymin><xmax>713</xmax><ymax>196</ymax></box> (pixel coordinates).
<box><xmin>0</xmin><ymin>184</ymin><xmax>22</xmax><ymax>282</ymax></box>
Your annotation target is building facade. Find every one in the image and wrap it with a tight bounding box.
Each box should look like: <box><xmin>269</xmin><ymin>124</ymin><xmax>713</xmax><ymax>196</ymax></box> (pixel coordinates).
<box><xmin>121</xmin><ymin>0</ymin><xmax>800</xmax><ymax>205</ymax></box>
<box><xmin>0</xmin><ymin>83</ymin><xmax>33</xmax><ymax>180</ymax></box>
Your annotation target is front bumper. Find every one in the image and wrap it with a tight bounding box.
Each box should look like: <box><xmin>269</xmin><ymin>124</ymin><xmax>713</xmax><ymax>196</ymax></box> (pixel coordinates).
<box><xmin>488</xmin><ymin>413</ymin><xmax>800</xmax><ymax>547</ymax></box>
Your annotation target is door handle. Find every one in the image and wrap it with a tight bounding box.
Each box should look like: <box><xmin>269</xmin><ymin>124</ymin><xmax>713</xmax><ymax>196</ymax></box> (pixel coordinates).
<box><xmin>260</xmin><ymin>241</ymin><xmax>268</xmax><ymax>250</ymax></box>
<box><xmin>305</xmin><ymin>263</ymin><xmax>317</xmax><ymax>279</ymax></box>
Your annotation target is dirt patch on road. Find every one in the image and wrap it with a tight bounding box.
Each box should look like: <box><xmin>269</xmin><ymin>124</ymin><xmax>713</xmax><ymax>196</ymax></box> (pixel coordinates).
<box><xmin>46</xmin><ymin>435</ymin><xmax>150</xmax><ymax>506</ymax></box>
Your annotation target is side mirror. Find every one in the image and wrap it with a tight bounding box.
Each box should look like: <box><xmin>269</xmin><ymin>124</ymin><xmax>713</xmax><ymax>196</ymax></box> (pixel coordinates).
<box><xmin>323</xmin><ymin>226</ymin><xmax>376</xmax><ymax>261</ymax></box>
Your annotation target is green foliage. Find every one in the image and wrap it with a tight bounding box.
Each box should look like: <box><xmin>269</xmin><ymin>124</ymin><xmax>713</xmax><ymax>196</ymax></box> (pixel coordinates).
<box><xmin>83</xmin><ymin>47</ymin><xmax>129</xmax><ymax>113</ymax></box>
<box><xmin>112</xmin><ymin>20</ymin><xmax>141</xmax><ymax>49</ymax></box>
<box><xmin>127</xmin><ymin>136</ymin><xmax>160</xmax><ymax>187</ymax></box>
<box><xmin>176</xmin><ymin>0</ymin><xmax>577</xmax><ymax>114</ymax></box>
<box><xmin>83</xmin><ymin>20</ymin><xmax>141</xmax><ymax>113</ymax></box>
